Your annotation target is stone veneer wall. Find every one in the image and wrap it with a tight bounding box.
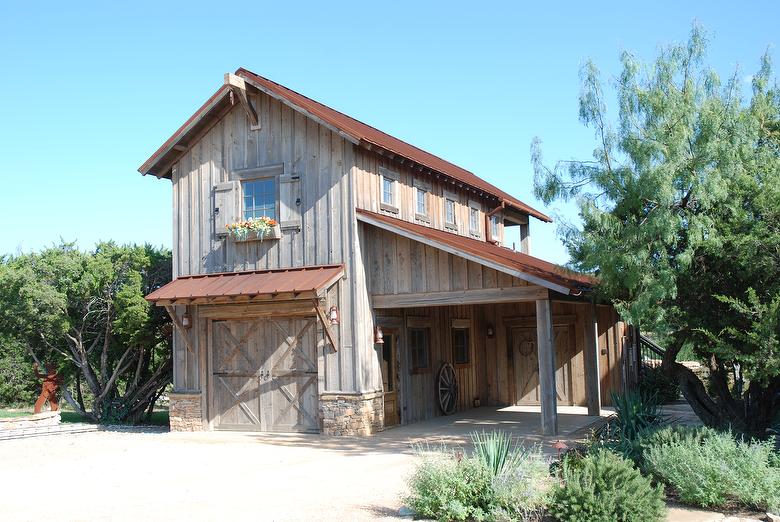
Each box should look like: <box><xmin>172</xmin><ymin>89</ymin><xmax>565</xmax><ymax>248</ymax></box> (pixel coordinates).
<box><xmin>319</xmin><ymin>392</ymin><xmax>384</xmax><ymax>436</ymax></box>
<box><xmin>168</xmin><ymin>392</ymin><xmax>204</xmax><ymax>432</ymax></box>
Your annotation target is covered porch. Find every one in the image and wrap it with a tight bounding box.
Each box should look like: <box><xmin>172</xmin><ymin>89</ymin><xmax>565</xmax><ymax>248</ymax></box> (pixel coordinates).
<box><xmin>359</xmin><ymin>210</ymin><xmax>635</xmax><ymax>436</ymax></box>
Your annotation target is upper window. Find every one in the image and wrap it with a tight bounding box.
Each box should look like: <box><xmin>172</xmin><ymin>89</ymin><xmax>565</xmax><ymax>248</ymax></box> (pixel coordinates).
<box><xmin>379</xmin><ymin>168</ymin><xmax>399</xmax><ymax>212</ymax></box>
<box><xmin>490</xmin><ymin>215</ymin><xmax>501</xmax><ymax>241</ymax></box>
<box><xmin>409</xmin><ymin>328</ymin><xmax>430</xmax><ymax>371</ymax></box>
<box><xmin>445</xmin><ymin>198</ymin><xmax>457</xmax><ymax>227</ymax></box>
<box><xmin>382</xmin><ymin>177</ymin><xmax>395</xmax><ymax>205</ymax></box>
<box><xmin>416</xmin><ymin>188</ymin><xmax>428</xmax><ymax>216</ymax></box>
<box><xmin>243</xmin><ymin>178</ymin><xmax>276</xmax><ymax>220</ymax></box>
<box><xmin>469</xmin><ymin>207</ymin><xmax>480</xmax><ymax>235</ymax></box>
<box><xmin>452</xmin><ymin>327</ymin><xmax>470</xmax><ymax>365</ymax></box>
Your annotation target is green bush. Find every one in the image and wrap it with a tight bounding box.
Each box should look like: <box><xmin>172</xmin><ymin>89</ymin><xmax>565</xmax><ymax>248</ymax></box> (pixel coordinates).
<box><xmin>0</xmin><ymin>335</ymin><xmax>37</xmax><ymax>407</ymax></box>
<box><xmin>405</xmin><ymin>434</ymin><xmax>552</xmax><ymax>521</ymax></box>
<box><xmin>549</xmin><ymin>450</ymin><xmax>666</xmax><ymax>522</ymax></box>
<box><xmin>642</xmin><ymin>426</ymin><xmax>780</xmax><ymax>512</ymax></box>
<box><xmin>592</xmin><ymin>390</ymin><xmax>663</xmax><ymax>460</ymax></box>
<box><xmin>639</xmin><ymin>365</ymin><xmax>680</xmax><ymax>403</ymax></box>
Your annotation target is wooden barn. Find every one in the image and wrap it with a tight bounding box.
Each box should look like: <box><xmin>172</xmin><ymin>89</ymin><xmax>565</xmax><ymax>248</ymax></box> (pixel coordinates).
<box><xmin>139</xmin><ymin>69</ymin><xmax>636</xmax><ymax>436</ymax></box>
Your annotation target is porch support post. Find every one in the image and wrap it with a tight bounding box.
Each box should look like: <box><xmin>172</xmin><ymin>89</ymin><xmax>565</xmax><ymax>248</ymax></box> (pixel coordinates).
<box><xmin>583</xmin><ymin>303</ymin><xmax>602</xmax><ymax>416</ymax></box>
<box><xmin>535</xmin><ymin>298</ymin><xmax>558</xmax><ymax>435</ymax></box>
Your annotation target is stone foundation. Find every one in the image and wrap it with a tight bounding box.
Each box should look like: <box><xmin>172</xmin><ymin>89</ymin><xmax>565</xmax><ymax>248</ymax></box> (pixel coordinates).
<box><xmin>168</xmin><ymin>392</ymin><xmax>204</xmax><ymax>432</ymax></box>
<box><xmin>319</xmin><ymin>392</ymin><xmax>384</xmax><ymax>436</ymax></box>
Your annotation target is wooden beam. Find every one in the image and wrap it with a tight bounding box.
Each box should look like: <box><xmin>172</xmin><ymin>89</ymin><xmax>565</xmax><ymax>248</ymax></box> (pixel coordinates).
<box><xmin>225</xmin><ymin>73</ymin><xmax>259</xmax><ymax>128</ymax></box>
<box><xmin>315</xmin><ymin>303</ymin><xmax>339</xmax><ymax>352</ymax></box>
<box><xmin>582</xmin><ymin>303</ymin><xmax>602</xmax><ymax>416</ymax></box>
<box><xmin>372</xmin><ymin>286</ymin><xmax>548</xmax><ymax>308</ymax></box>
<box><xmin>164</xmin><ymin>305</ymin><xmax>195</xmax><ymax>355</ymax></box>
<box><xmin>536</xmin><ymin>298</ymin><xmax>558</xmax><ymax>435</ymax></box>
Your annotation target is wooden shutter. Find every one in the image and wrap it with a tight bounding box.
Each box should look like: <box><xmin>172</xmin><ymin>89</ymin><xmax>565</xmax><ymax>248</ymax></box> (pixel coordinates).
<box><xmin>279</xmin><ymin>174</ymin><xmax>301</xmax><ymax>230</ymax></box>
<box><xmin>214</xmin><ymin>181</ymin><xmax>239</xmax><ymax>235</ymax></box>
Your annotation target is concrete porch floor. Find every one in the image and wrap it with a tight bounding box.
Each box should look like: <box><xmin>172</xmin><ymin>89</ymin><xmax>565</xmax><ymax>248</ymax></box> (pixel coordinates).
<box><xmin>202</xmin><ymin>404</ymin><xmax>613</xmax><ymax>458</ymax></box>
<box><xmin>374</xmin><ymin>405</ymin><xmax>611</xmax><ymax>454</ymax></box>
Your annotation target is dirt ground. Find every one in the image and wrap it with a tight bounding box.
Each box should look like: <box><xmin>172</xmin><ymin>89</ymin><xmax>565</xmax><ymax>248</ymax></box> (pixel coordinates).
<box><xmin>2</xmin><ymin>429</ymin><xmax>413</xmax><ymax>521</ymax></box>
<box><xmin>1</xmin><ymin>406</ymin><xmax>605</xmax><ymax>521</ymax></box>
<box><xmin>1</xmin><ymin>404</ymin><xmax>733</xmax><ymax>522</ymax></box>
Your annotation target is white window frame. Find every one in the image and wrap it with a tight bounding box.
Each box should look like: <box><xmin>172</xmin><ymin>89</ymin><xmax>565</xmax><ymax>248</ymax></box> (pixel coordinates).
<box><xmin>379</xmin><ymin>167</ymin><xmax>399</xmax><ymax>213</ymax></box>
<box><xmin>413</xmin><ymin>178</ymin><xmax>431</xmax><ymax>222</ymax></box>
<box><xmin>490</xmin><ymin>214</ymin><xmax>502</xmax><ymax>243</ymax></box>
<box><xmin>443</xmin><ymin>191</ymin><xmax>458</xmax><ymax>230</ymax></box>
<box><xmin>232</xmin><ymin>164</ymin><xmax>284</xmax><ymax>223</ymax></box>
<box><xmin>468</xmin><ymin>201</ymin><xmax>482</xmax><ymax>238</ymax></box>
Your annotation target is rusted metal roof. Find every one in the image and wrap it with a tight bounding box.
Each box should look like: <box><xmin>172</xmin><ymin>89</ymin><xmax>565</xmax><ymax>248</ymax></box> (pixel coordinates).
<box><xmin>356</xmin><ymin>209</ymin><xmax>596</xmax><ymax>295</ymax></box>
<box><xmin>138</xmin><ymin>69</ymin><xmax>551</xmax><ymax>223</ymax></box>
<box><xmin>145</xmin><ymin>264</ymin><xmax>344</xmax><ymax>305</ymax></box>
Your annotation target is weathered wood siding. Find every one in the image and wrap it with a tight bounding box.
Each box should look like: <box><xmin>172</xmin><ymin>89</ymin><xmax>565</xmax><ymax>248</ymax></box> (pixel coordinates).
<box><xmin>353</xmin><ymin>148</ymin><xmax>512</xmax><ymax>246</ymax></box>
<box><xmin>169</xmin><ymin>91</ymin><xmax>362</xmax><ymax>395</ymax></box>
<box><xmin>372</xmin><ymin>299</ymin><xmax>626</xmax><ymax>425</ymax></box>
<box><xmin>359</xmin><ymin>222</ymin><xmax>529</xmax><ymax>296</ymax></box>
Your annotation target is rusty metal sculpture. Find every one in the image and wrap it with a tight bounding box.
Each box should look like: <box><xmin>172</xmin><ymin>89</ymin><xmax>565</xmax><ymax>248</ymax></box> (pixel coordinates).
<box><xmin>33</xmin><ymin>363</ymin><xmax>62</xmax><ymax>414</ymax></box>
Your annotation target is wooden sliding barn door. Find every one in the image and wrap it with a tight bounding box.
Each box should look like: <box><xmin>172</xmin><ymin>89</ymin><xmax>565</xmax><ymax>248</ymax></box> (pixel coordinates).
<box><xmin>210</xmin><ymin>317</ymin><xmax>319</xmax><ymax>433</ymax></box>
<box><xmin>511</xmin><ymin>324</ymin><xmax>576</xmax><ymax>407</ymax></box>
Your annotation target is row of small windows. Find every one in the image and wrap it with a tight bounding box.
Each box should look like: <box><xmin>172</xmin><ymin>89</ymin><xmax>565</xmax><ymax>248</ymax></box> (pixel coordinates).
<box><xmin>239</xmin><ymin>174</ymin><xmax>501</xmax><ymax>243</ymax></box>
<box><xmin>380</xmin><ymin>169</ymin><xmax>502</xmax><ymax>241</ymax></box>
<box><xmin>409</xmin><ymin>326</ymin><xmax>471</xmax><ymax>371</ymax></box>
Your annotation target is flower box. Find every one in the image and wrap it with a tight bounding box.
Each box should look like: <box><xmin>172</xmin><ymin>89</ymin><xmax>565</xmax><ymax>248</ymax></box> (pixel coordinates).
<box><xmin>225</xmin><ymin>218</ymin><xmax>281</xmax><ymax>242</ymax></box>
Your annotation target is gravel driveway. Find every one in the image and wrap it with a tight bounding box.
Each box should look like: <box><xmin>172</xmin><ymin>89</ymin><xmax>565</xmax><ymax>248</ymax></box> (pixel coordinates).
<box><xmin>2</xmin><ymin>430</ymin><xmax>414</xmax><ymax>521</ymax></box>
<box><xmin>0</xmin><ymin>406</ymin><xmax>612</xmax><ymax>521</ymax></box>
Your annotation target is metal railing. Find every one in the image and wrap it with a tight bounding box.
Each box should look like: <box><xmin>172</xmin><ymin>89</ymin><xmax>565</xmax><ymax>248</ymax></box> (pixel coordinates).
<box><xmin>639</xmin><ymin>335</ymin><xmax>666</xmax><ymax>367</ymax></box>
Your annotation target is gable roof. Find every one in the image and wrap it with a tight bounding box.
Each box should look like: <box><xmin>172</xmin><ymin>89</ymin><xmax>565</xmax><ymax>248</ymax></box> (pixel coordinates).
<box><xmin>356</xmin><ymin>209</ymin><xmax>595</xmax><ymax>295</ymax></box>
<box><xmin>139</xmin><ymin>68</ymin><xmax>551</xmax><ymax>223</ymax></box>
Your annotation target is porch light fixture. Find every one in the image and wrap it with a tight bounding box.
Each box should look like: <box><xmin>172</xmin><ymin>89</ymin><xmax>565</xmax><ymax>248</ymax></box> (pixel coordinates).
<box><xmin>486</xmin><ymin>323</ymin><xmax>495</xmax><ymax>338</ymax></box>
<box><xmin>374</xmin><ymin>325</ymin><xmax>384</xmax><ymax>345</ymax></box>
<box><xmin>181</xmin><ymin>312</ymin><xmax>192</xmax><ymax>329</ymax></box>
<box><xmin>328</xmin><ymin>306</ymin><xmax>340</xmax><ymax>326</ymax></box>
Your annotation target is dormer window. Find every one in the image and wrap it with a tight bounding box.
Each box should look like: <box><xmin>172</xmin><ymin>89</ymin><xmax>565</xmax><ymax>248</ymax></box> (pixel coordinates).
<box><xmin>243</xmin><ymin>178</ymin><xmax>276</xmax><ymax>220</ymax></box>
<box><xmin>379</xmin><ymin>167</ymin><xmax>399</xmax><ymax>213</ymax></box>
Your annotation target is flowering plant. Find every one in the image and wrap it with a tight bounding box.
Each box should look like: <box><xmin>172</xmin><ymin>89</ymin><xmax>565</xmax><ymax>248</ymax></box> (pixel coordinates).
<box><xmin>226</xmin><ymin>217</ymin><xmax>278</xmax><ymax>241</ymax></box>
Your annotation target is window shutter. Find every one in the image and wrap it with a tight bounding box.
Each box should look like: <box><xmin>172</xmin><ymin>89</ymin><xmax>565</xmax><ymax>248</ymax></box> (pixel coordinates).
<box><xmin>213</xmin><ymin>181</ymin><xmax>238</xmax><ymax>235</ymax></box>
<box><xmin>279</xmin><ymin>174</ymin><xmax>301</xmax><ymax>230</ymax></box>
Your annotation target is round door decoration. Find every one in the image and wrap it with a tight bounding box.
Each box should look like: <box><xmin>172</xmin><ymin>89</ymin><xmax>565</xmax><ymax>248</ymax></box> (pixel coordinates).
<box><xmin>437</xmin><ymin>363</ymin><xmax>458</xmax><ymax>415</ymax></box>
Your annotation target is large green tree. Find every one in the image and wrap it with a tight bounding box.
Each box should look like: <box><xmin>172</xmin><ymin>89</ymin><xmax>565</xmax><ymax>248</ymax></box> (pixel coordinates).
<box><xmin>532</xmin><ymin>26</ymin><xmax>780</xmax><ymax>437</ymax></box>
<box><xmin>0</xmin><ymin>243</ymin><xmax>172</xmax><ymax>423</ymax></box>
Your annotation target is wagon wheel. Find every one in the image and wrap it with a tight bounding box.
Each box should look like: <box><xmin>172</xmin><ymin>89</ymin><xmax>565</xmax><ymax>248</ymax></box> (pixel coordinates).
<box><xmin>437</xmin><ymin>363</ymin><xmax>458</xmax><ymax>415</ymax></box>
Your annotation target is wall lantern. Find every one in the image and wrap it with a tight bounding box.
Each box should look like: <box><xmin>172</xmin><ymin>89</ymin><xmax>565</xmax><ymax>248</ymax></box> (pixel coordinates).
<box><xmin>374</xmin><ymin>325</ymin><xmax>384</xmax><ymax>345</ymax></box>
<box><xmin>328</xmin><ymin>306</ymin><xmax>340</xmax><ymax>326</ymax></box>
<box><xmin>181</xmin><ymin>312</ymin><xmax>192</xmax><ymax>329</ymax></box>
<box><xmin>486</xmin><ymin>323</ymin><xmax>495</xmax><ymax>338</ymax></box>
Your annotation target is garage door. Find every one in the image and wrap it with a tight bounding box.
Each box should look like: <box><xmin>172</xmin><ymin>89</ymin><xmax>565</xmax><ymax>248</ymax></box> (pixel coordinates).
<box><xmin>210</xmin><ymin>317</ymin><xmax>319</xmax><ymax>432</ymax></box>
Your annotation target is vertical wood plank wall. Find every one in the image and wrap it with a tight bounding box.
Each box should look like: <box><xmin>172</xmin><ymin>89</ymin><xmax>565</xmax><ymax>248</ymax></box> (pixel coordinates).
<box><xmin>170</xmin><ymin>91</ymin><xmax>360</xmax><ymax>394</ymax></box>
<box><xmin>353</xmin><ymin>148</ymin><xmax>511</xmax><ymax>247</ymax></box>
<box><xmin>364</xmin><ymin>224</ymin><xmax>627</xmax><ymax>424</ymax></box>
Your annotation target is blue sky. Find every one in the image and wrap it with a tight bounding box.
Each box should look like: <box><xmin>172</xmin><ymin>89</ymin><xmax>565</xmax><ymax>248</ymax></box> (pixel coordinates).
<box><xmin>1</xmin><ymin>1</ymin><xmax>777</xmax><ymax>264</ymax></box>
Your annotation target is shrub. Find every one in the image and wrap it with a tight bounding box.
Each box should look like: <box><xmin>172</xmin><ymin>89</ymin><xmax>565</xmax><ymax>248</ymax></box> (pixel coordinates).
<box><xmin>405</xmin><ymin>433</ymin><xmax>552</xmax><ymax>521</ymax></box>
<box><xmin>0</xmin><ymin>335</ymin><xmax>37</xmax><ymax>407</ymax></box>
<box><xmin>639</xmin><ymin>364</ymin><xmax>680</xmax><ymax>403</ymax></box>
<box><xmin>592</xmin><ymin>390</ymin><xmax>663</xmax><ymax>460</ymax></box>
<box><xmin>549</xmin><ymin>450</ymin><xmax>666</xmax><ymax>522</ymax></box>
<box><xmin>405</xmin><ymin>450</ymin><xmax>493</xmax><ymax>521</ymax></box>
<box><xmin>642</xmin><ymin>426</ymin><xmax>780</xmax><ymax>512</ymax></box>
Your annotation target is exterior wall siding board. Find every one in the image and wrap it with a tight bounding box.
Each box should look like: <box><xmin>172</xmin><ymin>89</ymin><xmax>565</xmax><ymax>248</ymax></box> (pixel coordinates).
<box><xmin>169</xmin><ymin>92</ymin><xmax>359</xmax><ymax>396</ymax></box>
